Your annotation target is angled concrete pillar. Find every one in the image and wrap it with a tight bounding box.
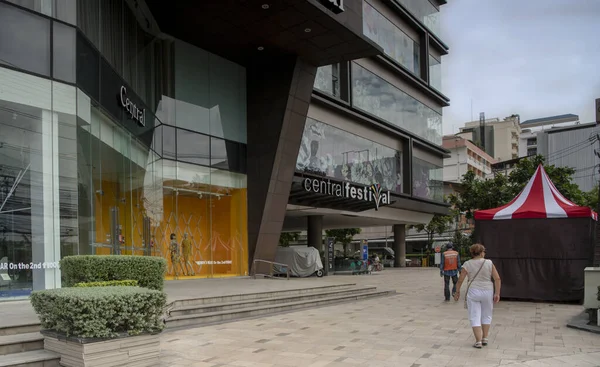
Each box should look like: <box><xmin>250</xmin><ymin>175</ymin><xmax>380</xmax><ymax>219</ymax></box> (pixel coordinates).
<box><xmin>246</xmin><ymin>54</ymin><xmax>317</xmax><ymax>274</ymax></box>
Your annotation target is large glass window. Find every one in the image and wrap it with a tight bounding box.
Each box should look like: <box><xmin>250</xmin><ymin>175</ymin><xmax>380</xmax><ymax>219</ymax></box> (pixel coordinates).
<box><xmin>396</xmin><ymin>0</ymin><xmax>441</xmax><ymax>37</ymax></box>
<box><xmin>0</xmin><ymin>68</ymin><xmax>76</xmax><ymax>298</ymax></box>
<box><xmin>412</xmin><ymin>157</ymin><xmax>443</xmax><ymax>202</ymax></box>
<box><xmin>429</xmin><ymin>54</ymin><xmax>441</xmax><ymax>91</ymax></box>
<box><xmin>0</xmin><ymin>3</ymin><xmax>51</xmax><ymax>76</ymax></box>
<box><xmin>53</xmin><ymin>22</ymin><xmax>76</xmax><ymax>83</ymax></box>
<box><xmin>296</xmin><ymin>118</ymin><xmax>403</xmax><ymax>193</ymax></box>
<box><xmin>176</xmin><ymin>129</ymin><xmax>210</xmax><ymax>166</ymax></box>
<box><xmin>314</xmin><ymin>64</ymin><xmax>340</xmax><ymax>97</ymax></box>
<box><xmin>363</xmin><ymin>2</ymin><xmax>420</xmax><ymax>76</ymax></box>
<box><xmin>173</xmin><ymin>40</ymin><xmax>247</xmax><ymax>144</ymax></box>
<box><xmin>6</xmin><ymin>0</ymin><xmax>76</xmax><ymax>24</ymax></box>
<box><xmin>352</xmin><ymin>63</ymin><xmax>442</xmax><ymax>145</ymax></box>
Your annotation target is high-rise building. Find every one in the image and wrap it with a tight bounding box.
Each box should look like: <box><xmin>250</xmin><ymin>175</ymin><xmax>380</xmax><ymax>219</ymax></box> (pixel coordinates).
<box><xmin>0</xmin><ymin>0</ymin><xmax>449</xmax><ymax>298</ymax></box>
<box><xmin>459</xmin><ymin>115</ymin><xmax>521</xmax><ymax>161</ymax></box>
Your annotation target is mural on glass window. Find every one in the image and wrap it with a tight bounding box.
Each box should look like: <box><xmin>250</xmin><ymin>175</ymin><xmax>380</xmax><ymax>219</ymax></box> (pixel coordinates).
<box><xmin>296</xmin><ymin>118</ymin><xmax>402</xmax><ymax>193</ymax></box>
<box><xmin>412</xmin><ymin>157</ymin><xmax>443</xmax><ymax>202</ymax></box>
<box><xmin>352</xmin><ymin>63</ymin><xmax>442</xmax><ymax>145</ymax></box>
<box><xmin>362</xmin><ymin>1</ymin><xmax>420</xmax><ymax>75</ymax></box>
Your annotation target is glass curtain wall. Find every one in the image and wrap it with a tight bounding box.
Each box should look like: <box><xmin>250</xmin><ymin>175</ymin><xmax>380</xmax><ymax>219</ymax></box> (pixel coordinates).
<box><xmin>352</xmin><ymin>63</ymin><xmax>442</xmax><ymax>145</ymax></box>
<box><xmin>429</xmin><ymin>55</ymin><xmax>441</xmax><ymax>91</ymax></box>
<box><xmin>362</xmin><ymin>1</ymin><xmax>420</xmax><ymax>76</ymax></box>
<box><xmin>74</xmin><ymin>2</ymin><xmax>249</xmax><ymax>279</ymax></box>
<box><xmin>0</xmin><ymin>2</ymin><xmax>78</xmax><ymax>298</ymax></box>
<box><xmin>395</xmin><ymin>0</ymin><xmax>440</xmax><ymax>37</ymax></box>
<box><xmin>297</xmin><ymin>118</ymin><xmax>403</xmax><ymax>193</ymax></box>
<box><xmin>412</xmin><ymin>157</ymin><xmax>443</xmax><ymax>202</ymax></box>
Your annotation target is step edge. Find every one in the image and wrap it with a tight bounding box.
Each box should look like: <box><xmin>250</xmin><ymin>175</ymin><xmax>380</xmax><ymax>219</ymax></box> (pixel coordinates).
<box><xmin>166</xmin><ymin>290</ymin><xmax>395</xmax><ymax>321</ymax></box>
<box><xmin>0</xmin><ymin>332</ymin><xmax>43</xmax><ymax>346</ymax></box>
<box><xmin>170</xmin><ymin>287</ymin><xmax>379</xmax><ymax>312</ymax></box>
<box><xmin>168</xmin><ymin>283</ymin><xmax>359</xmax><ymax>307</ymax></box>
<box><xmin>0</xmin><ymin>350</ymin><xmax>60</xmax><ymax>367</ymax></box>
<box><xmin>166</xmin><ymin>291</ymin><xmax>396</xmax><ymax>327</ymax></box>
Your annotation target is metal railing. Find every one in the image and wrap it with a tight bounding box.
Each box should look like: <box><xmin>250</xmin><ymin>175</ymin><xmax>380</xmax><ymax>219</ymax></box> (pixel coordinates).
<box><xmin>251</xmin><ymin>259</ymin><xmax>291</xmax><ymax>280</ymax></box>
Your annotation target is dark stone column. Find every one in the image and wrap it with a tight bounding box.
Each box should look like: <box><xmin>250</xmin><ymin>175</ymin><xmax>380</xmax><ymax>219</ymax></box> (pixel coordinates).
<box><xmin>307</xmin><ymin>215</ymin><xmax>323</xmax><ymax>250</ymax></box>
<box><xmin>246</xmin><ymin>53</ymin><xmax>317</xmax><ymax>274</ymax></box>
<box><xmin>393</xmin><ymin>224</ymin><xmax>406</xmax><ymax>268</ymax></box>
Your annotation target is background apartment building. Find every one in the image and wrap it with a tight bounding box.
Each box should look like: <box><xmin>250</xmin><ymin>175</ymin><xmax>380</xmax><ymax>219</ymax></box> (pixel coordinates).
<box><xmin>442</xmin><ymin>135</ymin><xmax>495</xmax><ymax>182</ymax></box>
<box><xmin>537</xmin><ymin>122</ymin><xmax>600</xmax><ymax>192</ymax></box>
<box><xmin>457</xmin><ymin>115</ymin><xmax>521</xmax><ymax>161</ymax></box>
<box><xmin>518</xmin><ymin>114</ymin><xmax>579</xmax><ymax>157</ymax></box>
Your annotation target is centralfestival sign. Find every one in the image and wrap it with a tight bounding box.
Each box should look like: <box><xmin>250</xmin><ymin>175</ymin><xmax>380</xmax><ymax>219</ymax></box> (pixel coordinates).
<box><xmin>302</xmin><ymin>177</ymin><xmax>391</xmax><ymax>210</ymax></box>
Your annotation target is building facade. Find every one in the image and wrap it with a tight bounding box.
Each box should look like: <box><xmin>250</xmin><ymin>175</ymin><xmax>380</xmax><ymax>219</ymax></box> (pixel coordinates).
<box><xmin>459</xmin><ymin>115</ymin><xmax>521</xmax><ymax>161</ymax></box>
<box><xmin>442</xmin><ymin>135</ymin><xmax>495</xmax><ymax>182</ymax></box>
<box><xmin>518</xmin><ymin>114</ymin><xmax>579</xmax><ymax>157</ymax></box>
<box><xmin>537</xmin><ymin>122</ymin><xmax>600</xmax><ymax>192</ymax></box>
<box><xmin>0</xmin><ymin>0</ymin><xmax>449</xmax><ymax>299</ymax></box>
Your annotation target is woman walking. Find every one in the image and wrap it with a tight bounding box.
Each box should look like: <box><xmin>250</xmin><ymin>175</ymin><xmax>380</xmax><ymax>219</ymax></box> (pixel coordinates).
<box><xmin>454</xmin><ymin>243</ymin><xmax>501</xmax><ymax>348</ymax></box>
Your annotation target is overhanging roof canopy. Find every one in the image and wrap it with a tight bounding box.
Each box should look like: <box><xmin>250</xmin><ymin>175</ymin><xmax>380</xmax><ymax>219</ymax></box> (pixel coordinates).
<box><xmin>475</xmin><ymin>165</ymin><xmax>597</xmax><ymax>221</ymax></box>
<box><xmin>145</xmin><ymin>0</ymin><xmax>382</xmax><ymax>66</ymax></box>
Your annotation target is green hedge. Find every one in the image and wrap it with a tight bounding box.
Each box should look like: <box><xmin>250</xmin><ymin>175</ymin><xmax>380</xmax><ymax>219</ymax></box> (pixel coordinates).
<box><xmin>74</xmin><ymin>280</ymin><xmax>138</xmax><ymax>288</ymax></box>
<box><xmin>60</xmin><ymin>255</ymin><xmax>166</xmax><ymax>291</ymax></box>
<box><xmin>30</xmin><ymin>286</ymin><xmax>166</xmax><ymax>339</ymax></box>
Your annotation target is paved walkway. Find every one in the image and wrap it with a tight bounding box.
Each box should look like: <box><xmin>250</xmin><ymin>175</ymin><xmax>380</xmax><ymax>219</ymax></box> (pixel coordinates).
<box><xmin>159</xmin><ymin>268</ymin><xmax>600</xmax><ymax>367</ymax></box>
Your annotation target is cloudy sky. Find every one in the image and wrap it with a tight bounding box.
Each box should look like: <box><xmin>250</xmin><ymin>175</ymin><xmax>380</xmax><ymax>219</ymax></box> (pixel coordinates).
<box><xmin>440</xmin><ymin>0</ymin><xmax>600</xmax><ymax>135</ymax></box>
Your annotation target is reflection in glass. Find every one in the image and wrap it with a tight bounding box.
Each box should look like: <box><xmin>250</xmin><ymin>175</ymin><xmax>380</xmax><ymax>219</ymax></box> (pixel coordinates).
<box><xmin>0</xmin><ymin>3</ymin><xmax>51</xmax><ymax>76</ymax></box>
<box><xmin>176</xmin><ymin>129</ymin><xmax>210</xmax><ymax>166</ymax></box>
<box><xmin>296</xmin><ymin>118</ymin><xmax>403</xmax><ymax>193</ymax></box>
<box><xmin>363</xmin><ymin>2</ymin><xmax>420</xmax><ymax>75</ymax></box>
<box><xmin>412</xmin><ymin>157</ymin><xmax>443</xmax><ymax>202</ymax></box>
<box><xmin>211</xmin><ymin>137</ymin><xmax>246</xmax><ymax>174</ymax></box>
<box><xmin>162</xmin><ymin>125</ymin><xmax>176</xmax><ymax>160</ymax></box>
<box><xmin>429</xmin><ymin>55</ymin><xmax>442</xmax><ymax>91</ymax></box>
<box><xmin>6</xmin><ymin>0</ymin><xmax>52</xmax><ymax>16</ymax></box>
<box><xmin>53</xmin><ymin>22</ymin><xmax>76</xmax><ymax>83</ymax></box>
<box><xmin>314</xmin><ymin>64</ymin><xmax>340</xmax><ymax>97</ymax></box>
<box><xmin>396</xmin><ymin>0</ymin><xmax>441</xmax><ymax>37</ymax></box>
<box><xmin>352</xmin><ymin>63</ymin><xmax>442</xmax><ymax>145</ymax></box>
<box><xmin>173</xmin><ymin>41</ymin><xmax>247</xmax><ymax>144</ymax></box>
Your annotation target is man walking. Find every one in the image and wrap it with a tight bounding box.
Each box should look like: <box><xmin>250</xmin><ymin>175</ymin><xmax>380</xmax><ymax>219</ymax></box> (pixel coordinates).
<box><xmin>440</xmin><ymin>243</ymin><xmax>461</xmax><ymax>301</ymax></box>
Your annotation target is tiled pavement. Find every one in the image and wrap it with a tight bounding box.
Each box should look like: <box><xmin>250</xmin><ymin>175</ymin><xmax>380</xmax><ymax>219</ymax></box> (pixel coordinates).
<box><xmin>159</xmin><ymin>268</ymin><xmax>600</xmax><ymax>367</ymax></box>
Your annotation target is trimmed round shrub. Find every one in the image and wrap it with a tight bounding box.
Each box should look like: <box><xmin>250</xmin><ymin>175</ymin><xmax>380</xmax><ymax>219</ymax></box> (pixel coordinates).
<box><xmin>60</xmin><ymin>255</ymin><xmax>166</xmax><ymax>291</ymax></box>
<box><xmin>30</xmin><ymin>286</ymin><xmax>166</xmax><ymax>339</ymax></box>
<box><xmin>74</xmin><ymin>280</ymin><xmax>138</xmax><ymax>287</ymax></box>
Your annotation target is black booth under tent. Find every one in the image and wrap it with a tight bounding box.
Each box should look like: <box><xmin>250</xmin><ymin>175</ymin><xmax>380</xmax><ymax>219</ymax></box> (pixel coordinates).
<box><xmin>474</xmin><ymin>165</ymin><xmax>597</xmax><ymax>302</ymax></box>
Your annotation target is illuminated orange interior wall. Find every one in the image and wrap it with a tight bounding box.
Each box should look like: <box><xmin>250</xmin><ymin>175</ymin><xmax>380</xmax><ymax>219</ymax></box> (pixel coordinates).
<box><xmin>94</xmin><ymin>184</ymin><xmax>248</xmax><ymax>278</ymax></box>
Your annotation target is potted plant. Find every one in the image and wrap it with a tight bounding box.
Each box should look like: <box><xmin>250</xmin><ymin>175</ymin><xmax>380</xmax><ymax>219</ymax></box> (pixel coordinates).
<box><xmin>30</xmin><ymin>256</ymin><xmax>167</xmax><ymax>367</ymax></box>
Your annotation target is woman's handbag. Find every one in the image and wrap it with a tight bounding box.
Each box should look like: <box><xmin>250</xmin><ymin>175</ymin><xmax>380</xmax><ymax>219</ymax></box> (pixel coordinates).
<box><xmin>464</xmin><ymin>260</ymin><xmax>488</xmax><ymax>309</ymax></box>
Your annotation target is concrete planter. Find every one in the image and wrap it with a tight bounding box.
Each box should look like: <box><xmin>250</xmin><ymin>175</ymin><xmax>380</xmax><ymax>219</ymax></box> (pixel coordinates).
<box><xmin>42</xmin><ymin>331</ymin><xmax>160</xmax><ymax>367</ymax></box>
<box><xmin>583</xmin><ymin>267</ymin><xmax>600</xmax><ymax>309</ymax></box>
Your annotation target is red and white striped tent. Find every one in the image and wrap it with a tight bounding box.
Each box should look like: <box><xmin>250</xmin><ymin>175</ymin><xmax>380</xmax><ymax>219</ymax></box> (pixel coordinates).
<box><xmin>475</xmin><ymin>164</ymin><xmax>597</xmax><ymax>221</ymax></box>
<box><xmin>474</xmin><ymin>164</ymin><xmax>597</xmax><ymax>302</ymax></box>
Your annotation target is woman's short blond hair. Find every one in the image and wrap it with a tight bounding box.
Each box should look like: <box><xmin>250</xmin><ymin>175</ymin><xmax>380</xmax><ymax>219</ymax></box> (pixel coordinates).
<box><xmin>470</xmin><ymin>243</ymin><xmax>486</xmax><ymax>257</ymax></box>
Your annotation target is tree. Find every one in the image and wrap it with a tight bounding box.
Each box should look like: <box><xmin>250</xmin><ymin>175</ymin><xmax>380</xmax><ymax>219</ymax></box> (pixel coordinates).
<box><xmin>448</xmin><ymin>155</ymin><xmax>588</xmax><ymax>218</ymax></box>
<box><xmin>278</xmin><ymin>232</ymin><xmax>300</xmax><ymax>247</ymax></box>
<box><xmin>582</xmin><ymin>185</ymin><xmax>598</xmax><ymax>210</ymax></box>
<box><xmin>411</xmin><ymin>213</ymin><xmax>455</xmax><ymax>248</ymax></box>
<box><xmin>324</xmin><ymin>228</ymin><xmax>362</xmax><ymax>256</ymax></box>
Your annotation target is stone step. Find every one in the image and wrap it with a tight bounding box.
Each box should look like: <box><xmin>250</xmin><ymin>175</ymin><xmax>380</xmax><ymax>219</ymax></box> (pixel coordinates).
<box><xmin>165</xmin><ymin>289</ymin><xmax>395</xmax><ymax>329</ymax></box>
<box><xmin>0</xmin><ymin>332</ymin><xmax>44</xmax><ymax>356</ymax></box>
<box><xmin>169</xmin><ymin>286</ymin><xmax>378</xmax><ymax>317</ymax></box>
<box><xmin>0</xmin><ymin>350</ymin><xmax>60</xmax><ymax>367</ymax></box>
<box><xmin>169</xmin><ymin>283</ymin><xmax>358</xmax><ymax>308</ymax></box>
<box><xmin>0</xmin><ymin>324</ymin><xmax>40</xmax><ymax>337</ymax></box>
